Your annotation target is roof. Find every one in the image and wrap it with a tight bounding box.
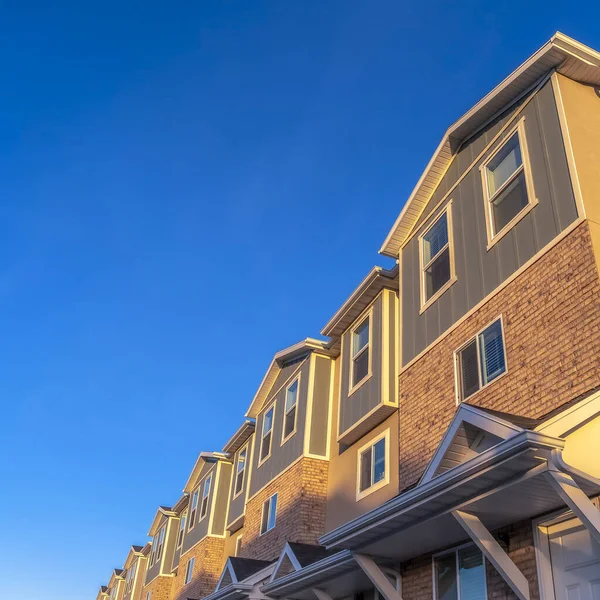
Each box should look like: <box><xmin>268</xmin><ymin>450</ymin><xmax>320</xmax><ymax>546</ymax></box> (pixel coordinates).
<box><xmin>183</xmin><ymin>451</ymin><xmax>230</xmax><ymax>494</ymax></box>
<box><xmin>286</xmin><ymin>543</ymin><xmax>336</xmax><ymax>568</ymax></box>
<box><xmin>147</xmin><ymin>506</ymin><xmax>176</xmax><ymax>537</ymax></box>
<box><xmin>321</xmin><ymin>265</ymin><xmax>398</xmax><ymax>338</ymax></box>
<box><xmin>172</xmin><ymin>494</ymin><xmax>190</xmax><ymax>514</ymax></box>
<box><xmin>228</xmin><ymin>557</ymin><xmax>274</xmax><ymax>581</ymax></box>
<box><xmin>245</xmin><ymin>338</ymin><xmax>333</xmax><ymax>419</ymax></box>
<box><xmin>380</xmin><ymin>32</ymin><xmax>600</xmax><ymax>258</ymax></box>
<box><xmin>223</xmin><ymin>420</ymin><xmax>256</xmax><ymax>454</ymax></box>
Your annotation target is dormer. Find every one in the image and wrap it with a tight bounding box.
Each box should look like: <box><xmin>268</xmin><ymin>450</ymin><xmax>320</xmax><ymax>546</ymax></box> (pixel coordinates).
<box><xmin>144</xmin><ymin>507</ymin><xmax>178</xmax><ymax>585</ymax></box>
<box><xmin>169</xmin><ymin>493</ymin><xmax>190</xmax><ymax>573</ymax></box>
<box><xmin>322</xmin><ymin>266</ymin><xmax>399</xmax><ymax>445</ymax></box>
<box><xmin>106</xmin><ymin>569</ymin><xmax>125</xmax><ymax>600</ymax></box>
<box><xmin>122</xmin><ymin>545</ymin><xmax>147</xmax><ymax>600</ymax></box>
<box><xmin>96</xmin><ymin>585</ymin><xmax>110</xmax><ymax>600</ymax></box>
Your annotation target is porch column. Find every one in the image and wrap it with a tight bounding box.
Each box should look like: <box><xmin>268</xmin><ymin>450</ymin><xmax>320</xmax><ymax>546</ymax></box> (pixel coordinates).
<box><xmin>452</xmin><ymin>510</ymin><xmax>530</xmax><ymax>600</ymax></box>
<box><xmin>353</xmin><ymin>553</ymin><xmax>402</xmax><ymax>600</ymax></box>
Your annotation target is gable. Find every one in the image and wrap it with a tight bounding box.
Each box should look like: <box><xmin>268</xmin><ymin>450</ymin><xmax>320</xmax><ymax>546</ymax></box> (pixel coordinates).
<box><xmin>271</xmin><ymin>555</ymin><xmax>297</xmax><ymax>581</ymax></box>
<box><xmin>216</xmin><ymin>561</ymin><xmax>236</xmax><ymax>590</ymax></box>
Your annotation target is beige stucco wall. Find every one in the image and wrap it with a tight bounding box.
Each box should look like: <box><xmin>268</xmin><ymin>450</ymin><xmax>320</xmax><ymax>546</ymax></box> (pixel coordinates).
<box><xmin>563</xmin><ymin>414</ymin><xmax>600</xmax><ymax>478</ymax></box>
<box><xmin>223</xmin><ymin>527</ymin><xmax>243</xmax><ymax>559</ymax></box>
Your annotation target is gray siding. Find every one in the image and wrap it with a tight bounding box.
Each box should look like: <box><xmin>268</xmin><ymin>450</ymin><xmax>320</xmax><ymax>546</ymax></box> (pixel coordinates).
<box><xmin>182</xmin><ymin>463</ymin><xmax>217</xmax><ymax>553</ymax></box>
<box><xmin>249</xmin><ymin>358</ymin><xmax>310</xmax><ymax>496</ymax></box>
<box><xmin>227</xmin><ymin>436</ymin><xmax>254</xmax><ymax>528</ymax></box>
<box><xmin>171</xmin><ymin>533</ymin><xmax>182</xmax><ymax>571</ymax></box>
<box><xmin>211</xmin><ymin>462</ymin><xmax>233</xmax><ymax>536</ymax></box>
<box><xmin>338</xmin><ymin>295</ymin><xmax>383</xmax><ymax>435</ymax></box>
<box><xmin>145</xmin><ymin>515</ymin><xmax>170</xmax><ymax>584</ymax></box>
<box><xmin>402</xmin><ymin>80</ymin><xmax>577</xmax><ymax>364</ymax></box>
<box><xmin>309</xmin><ymin>357</ymin><xmax>333</xmax><ymax>456</ymax></box>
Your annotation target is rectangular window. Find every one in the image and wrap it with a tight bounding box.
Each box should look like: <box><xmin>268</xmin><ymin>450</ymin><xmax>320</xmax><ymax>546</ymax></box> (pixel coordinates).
<box><xmin>184</xmin><ymin>557</ymin><xmax>195</xmax><ymax>585</ymax></box>
<box><xmin>235</xmin><ymin>535</ymin><xmax>243</xmax><ymax>557</ymax></box>
<box><xmin>125</xmin><ymin>562</ymin><xmax>136</xmax><ymax>593</ymax></box>
<box><xmin>234</xmin><ymin>446</ymin><xmax>247</xmax><ymax>497</ymax></box>
<box><xmin>420</xmin><ymin>207</ymin><xmax>454</xmax><ymax>306</ymax></box>
<box><xmin>358</xmin><ymin>432</ymin><xmax>388</xmax><ymax>496</ymax></box>
<box><xmin>155</xmin><ymin>526</ymin><xmax>165</xmax><ymax>564</ymax></box>
<box><xmin>260</xmin><ymin>493</ymin><xmax>278</xmax><ymax>535</ymax></box>
<box><xmin>351</xmin><ymin>315</ymin><xmax>370</xmax><ymax>389</ymax></box>
<box><xmin>456</xmin><ymin>318</ymin><xmax>506</xmax><ymax>401</ymax></box>
<box><xmin>434</xmin><ymin>544</ymin><xmax>486</xmax><ymax>600</ymax></box>
<box><xmin>259</xmin><ymin>406</ymin><xmax>274</xmax><ymax>463</ymax></box>
<box><xmin>200</xmin><ymin>475</ymin><xmax>212</xmax><ymax>519</ymax></box>
<box><xmin>189</xmin><ymin>489</ymin><xmax>199</xmax><ymax>529</ymax></box>
<box><xmin>177</xmin><ymin>511</ymin><xmax>187</xmax><ymax>548</ymax></box>
<box><xmin>482</xmin><ymin>122</ymin><xmax>535</xmax><ymax>244</ymax></box>
<box><xmin>146</xmin><ymin>593</ymin><xmax>151</xmax><ymax>600</ymax></box>
<box><xmin>282</xmin><ymin>378</ymin><xmax>299</xmax><ymax>441</ymax></box>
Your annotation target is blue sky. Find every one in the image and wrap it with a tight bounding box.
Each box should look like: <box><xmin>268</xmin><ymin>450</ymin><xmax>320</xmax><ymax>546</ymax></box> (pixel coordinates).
<box><xmin>0</xmin><ymin>2</ymin><xmax>597</xmax><ymax>599</ymax></box>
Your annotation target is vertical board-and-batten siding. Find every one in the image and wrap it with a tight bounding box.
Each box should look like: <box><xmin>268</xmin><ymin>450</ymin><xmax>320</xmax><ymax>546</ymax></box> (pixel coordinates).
<box><xmin>402</xmin><ymin>79</ymin><xmax>577</xmax><ymax>364</ymax></box>
<box><xmin>308</xmin><ymin>356</ymin><xmax>333</xmax><ymax>457</ymax></box>
<box><xmin>211</xmin><ymin>462</ymin><xmax>232</xmax><ymax>536</ymax></box>
<box><xmin>226</xmin><ymin>436</ymin><xmax>254</xmax><ymax>528</ymax></box>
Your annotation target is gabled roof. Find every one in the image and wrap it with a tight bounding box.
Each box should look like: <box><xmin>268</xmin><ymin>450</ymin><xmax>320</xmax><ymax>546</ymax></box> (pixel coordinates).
<box><xmin>216</xmin><ymin>557</ymin><xmax>273</xmax><ymax>590</ymax></box>
<box><xmin>223</xmin><ymin>420</ymin><xmax>256</xmax><ymax>454</ymax></box>
<box><xmin>123</xmin><ymin>545</ymin><xmax>145</xmax><ymax>569</ymax></box>
<box><xmin>96</xmin><ymin>586</ymin><xmax>109</xmax><ymax>600</ymax></box>
<box><xmin>245</xmin><ymin>339</ymin><xmax>333</xmax><ymax>419</ymax></box>
<box><xmin>321</xmin><ymin>265</ymin><xmax>398</xmax><ymax>338</ymax></box>
<box><xmin>380</xmin><ymin>32</ymin><xmax>600</xmax><ymax>257</ymax></box>
<box><xmin>269</xmin><ymin>542</ymin><xmax>337</xmax><ymax>582</ymax></box>
<box><xmin>419</xmin><ymin>403</ymin><xmax>532</xmax><ymax>484</ymax></box>
<box><xmin>107</xmin><ymin>568</ymin><xmax>125</xmax><ymax>589</ymax></box>
<box><xmin>172</xmin><ymin>493</ymin><xmax>190</xmax><ymax>514</ymax></box>
<box><xmin>147</xmin><ymin>506</ymin><xmax>177</xmax><ymax>537</ymax></box>
<box><xmin>183</xmin><ymin>451</ymin><xmax>231</xmax><ymax>494</ymax></box>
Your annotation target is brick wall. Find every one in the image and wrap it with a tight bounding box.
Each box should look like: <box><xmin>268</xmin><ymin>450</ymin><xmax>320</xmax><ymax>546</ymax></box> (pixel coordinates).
<box><xmin>399</xmin><ymin>222</ymin><xmax>600</xmax><ymax>490</ymax></box>
<box><xmin>240</xmin><ymin>457</ymin><xmax>329</xmax><ymax>561</ymax></box>
<box><xmin>170</xmin><ymin>536</ymin><xmax>225</xmax><ymax>600</ymax></box>
<box><xmin>141</xmin><ymin>575</ymin><xmax>172</xmax><ymax>600</ymax></box>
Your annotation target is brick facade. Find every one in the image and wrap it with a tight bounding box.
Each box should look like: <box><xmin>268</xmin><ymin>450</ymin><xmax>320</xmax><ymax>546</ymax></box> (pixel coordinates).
<box><xmin>171</xmin><ymin>537</ymin><xmax>226</xmax><ymax>600</ymax></box>
<box><xmin>398</xmin><ymin>222</ymin><xmax>600</xmax><ymax>490</ymax></box>
<box><xmin>240</xmin><ymin>457</ymin><xmax>329</xmax><ymax>561</ymax></box>
<box><xmin>141</xmin><ymin>576</ymin><xmax>172</xmax><ymax>600</ymax></box>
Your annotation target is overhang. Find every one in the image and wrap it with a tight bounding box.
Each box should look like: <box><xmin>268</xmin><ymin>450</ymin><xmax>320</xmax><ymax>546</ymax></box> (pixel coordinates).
<box><xmin>223</xmin><ymin>420</ymin><xmax>256</xmax><ymax>454</ymax></box>
<box><xmin>380</xmin><ymin>32</ymin><xmax>600</xmax><ymax>258</ymax></box>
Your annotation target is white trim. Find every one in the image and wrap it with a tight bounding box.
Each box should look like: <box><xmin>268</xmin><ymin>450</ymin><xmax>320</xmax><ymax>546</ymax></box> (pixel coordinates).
<box><xmin>258</xmin><ymin>403</ymin><xmax>276</xmax><ymax>466</ymax></box>
<box><xmin>353</xmin><ymin>553</ymin><xmax>403</xmax><ymax>600</ymax></box>
<box><xmin>348</xmin><ymin>308</ymin><xmax>374</xmax><ymax>395</ymax></box>
<box><xmin>200</xmin><ymin>472</ymin><xmax>213</xmax><ymax>522</ymax></box>
<box><xmin>270</xmin><ymin>542</ymin><xmax>303</xmax><ymax>581</ymax></box>
<box><xmin>184</xmin><ymin>557</ymin><xmax>195</xmax><ymax>585</ymax></box>
<box><xmin>260</xmin><ymin>492</ymin><xmax>278</xmax><ymax>536</ymax></box>
<box><xmin>176</xmin><ymin>510</ymin><xmax>187</xmax><ymax>549</ymax></box>
<box><xmin>233</xmin><ymin>442</ymin><xmax>249</xmax><ymax>499</ymax></box>
<box><xmin>356</xmin><ymin>429</ymin><xmax>390</xmax><ymax>501</ymax></box>
<box><xmin>281</xmin><ymin>375</ymin><xmax>301</xmax><ymax>446</ymax></box>
<box><xmin>535</xmin><ymin>388</ymin><xmax>600</xmax><ymax>437</ymax></box>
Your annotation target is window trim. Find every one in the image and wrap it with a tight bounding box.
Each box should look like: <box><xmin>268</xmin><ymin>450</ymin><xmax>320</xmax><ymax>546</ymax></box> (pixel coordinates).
<box><xmin>356</xmin><ymin>428</ymin><xmax>390</xmax><ymax>501</ymax></box>
<box><xmin>281</xmin><ymin>376</ymin><xmax>300</xmax><ymax>445</ymax></box>
<box><xmin>480</xmin><ymin>117</ymin><xmax>538</xmax><ymax>250</ymax></box>
<box><xmin>431</xmin><ymin>541</ymin><xmax>488</xmax><ymax>600</ymax></box>
<box><xmin>453</xmin><ymin>315</ymin><xmax>508</xmax><ymax>405</ymax></box>
<box><xmin>151</xmin><ymin>525</ymin><xmax>165</xmax><ymax>567</ymax></box>
<box><xmin>419</xmin><ymin>202</ymin><xmax>457</xmax><ymax>313</ymax></box>
<box><xmin>188</xmin><ymin>487</ymin><xmax>200</xmax><ymax>531</ymax></box>
<box><xmin>235</xmin><ymin>535</ymin><xmax>243</xmax><ymax>557</ymax></box>
<box><xmin>176</xmin><ymin>510</ymin><xmax>187</xmax><ymax>549</ymax></box>
<box><xmin>259</xmin><ymin>492</ymin><xmax>278</xmax><ymax>536</ymax></box>
<box><xmin>125</xmin><ymin>562</ymin><xmax>136</xmax><ymax>594</ymax></box>
<box><xmin>199</xmin><ymin>474</ymin><xmax>212</xmax><ymax>521</ymax></box>
<box><xmin>232</xmin><ymin>443</ymin><xmax>248</xmax><ymax>499</ymax></box>
<box><xmin>184</xmin><ymin>557</ymin><xmax>195</xmax><ymax>585</ymax></box>
<box><xmin>348</xmin><ymin>308</ymin><xmax>374</xmax><ymax>395</ymax></box>
<box><xmin>258</xmin><ymin>403</ymin><xmax>275</xmax><ymax>466</ymax></box>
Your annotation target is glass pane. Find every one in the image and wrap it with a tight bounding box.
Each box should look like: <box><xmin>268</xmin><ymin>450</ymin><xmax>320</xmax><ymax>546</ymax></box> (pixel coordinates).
<box><xmin>353</xmin><ymin>348</ymin><xmax>369</xmax><ymax>386</ymax></box>
<box><xmin>268</xmin><ymin>494</ymin><xmax>277</xmax><ymax>530</ymax></box>
<box><xmin>235</xmin><ymin>470</ymin><xmax>244</xmax><ymax>494</ymax></box>
<box><xmin>353</xmin><ymin>319</ymin><xmax>370</xmax><ymax>355</ymax></box>
<box><xmin>285</xmin><ymin>379</ymin><xmax>298</xmax><ymax>411</ymax></box>
<box><xmin>492</xmin><ymin>170</ymin><xmax>528</xmax><ymax>233</ymax></box>
<box><xmin>487</xmin><ymin>133</ymin><xmax>522</xmax><ymax>195</ymax></box>
<box><xmin>237</xmin><ymin>448</ymin><xmax>246</xmax><ymax>473</ymax></box>
<box><xmin>460</xmin><ymin>340</ymin><xmax>480</xmax><ymax>399</ymax></box>
<box><xmin>435</xmin><ymin>553</ymin><xmax>458</xmax><ymax>600</ymax></box>
<box><xmin>263</xmin><ymin>408</ymin><xmax>273</xmax><ymax>434</ymax></box>
<box><xmin>261</xmin><ymin>500</ymin><xmax>269</xmax><ymax>533</ymax></box>
<box><xmin>261</xmin><ymin>432</ymin><xmax>271</xmax><ymax>459</ymax></box>
<box><xmin>360</xmin><ymin>448</ymin><xmax>372</xmax><ymax>492</ymax></box>
<box><xmin>458</xmin><ymin>546</ymin><xmax>486</xmax><ymax>600</ymax></box>
<box><xmin>284</xmin><ymin>406</ymin><xmax>296</xmax><ymax>438</ymax></box>
<box><xmin>203</xmin><ymin>476</ymin><xmax>211</xmax><ymax>498</ymax></box>
<box><xmin>423</xmin><ymin>212</ymin><xmax>449</xmax><ymax>264</ymax></box>
<box><xmin>479</xmin><ymin>320</ymin><xmax>506</xmax><ymax>385</ymax></box>
<box><xmin>373</xmin><ymin>438</ymin><xmax>386</xmax><ymax>484</ymax></box>
<box><xmin>192</xmin><ymin>490</ymin><xmax>198</xmax><ymax>509</ymax></box>
<box><xmin>425</xmin><ymin>247</ymin><xmax>451</xmax><ymax>300</ymax></box>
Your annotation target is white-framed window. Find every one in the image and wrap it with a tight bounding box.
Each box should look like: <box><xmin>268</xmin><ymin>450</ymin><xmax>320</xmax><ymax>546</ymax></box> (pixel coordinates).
<box><xmin>260</xmin><ymin>493</ymin><xmax>278</xmax><ymax>535</ymax></box>
<box><xmin>259</xmin><ymin>405</ymin><xmax>274</xmax><ymax>464</ymax></box>
<box><xmin>125</xmin><ymin>562</ymin><xmax>136</xmax><ymax>593</ymax></box>
<box><xmin>200</xmin><ymin>475</ymin><xmax>212</xmax><ymax>520</ymax></box>
<box><xmin>419</xmin><ymin>205</ymin><xmax>455</xmax><ymax>308</ymax></box>
<box><xmin>350</xmin><ymin>314</ymin><xmax>371</xmax><ymax>390</ymax></box>
<box><xmin>145</xmin><ymin>592</ymin><xmax>151</xmax><ymax>600</ymax></box>
<box><xmin>481</xmin><ymin>119</ymin><xmax>536</xmax><ymax>246</ymax></box>
<box><xmin>154</xmin><ymin>526</ymin><xmax>165</xmax><ymax>565</ymax></box>
<box><xmin>176</xmin><ymin>510</ymin><xmax>187</xmax><ymax>548</ymax></box>
<box><xmin>455</xmin><ymin>317</ymin><xmax>506</xmax><ymax>402</ymax></box>
<box><xmin>233</xmin><ymin>445</ymin><xmax>247</xmax><ymax>497</ymax></box>
<box><xmin>184</xmin><ymin>557</ymin><xmax>195</xmax><ymax>585</ymax></box>
<box><xmin>282</xmin><ymin>377</ymin><xmax>299</xmax><ymax>442</ymax></box>
<box><xmin>188</xmin><ymin>488</ymin><xmax>199</xmax><ymax>529</ymax></box>
<box><xmin>357</xmin><ymin>430</ymin><xmax>389</xmax><ymax>499</ymax></box>
<box><xmin>235</xmin><ymin>535</ymin><xmax>243</xmax><ymax>557</ymax></box>
<box><xmin>433</xmin><ymin>543</ymin><xmax>487</xmax><ymax>600</ymax></box>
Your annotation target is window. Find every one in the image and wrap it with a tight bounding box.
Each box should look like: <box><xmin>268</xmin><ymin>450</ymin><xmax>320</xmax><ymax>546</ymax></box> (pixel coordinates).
<box><xmin>351</xmin><ymin>315</ymin><xmax>370</xmax><ymax>389</ymax></box>
<box><xmin>184</xmin><ymin>557</ymin><xmax>195</xmax><ymax>585</ymax></box>
<box><xmin>456</xmin><ymin>318</ymin><xmax>506</xmax><ymax>401</ymax></box>
<box><xmin>260</xmin><ymin>493</ymin><xmax>277</xmax><ymax>535</ymax></box>
<box><xmin>420</xmin><ymin>207</ymin><xmax>454</xmax><ymax>306</ymax></box>
<box><xmin>153</xmin><ymin>526</ymin><xmax>165</xmax><ymax>565</ymax></box>
<box><xmin>282</xmin><ymin>378</ymin><xmax>299</xmax><ymax>442</ymax></box>
<box><xmin>125</xmin><ymin>562</ymin><xmax>136</xmax><ymax>593</ymax></box>
<box><xmin>234</xmin><ymin>446</ymin><xmax>247</xmax><ymax>497</ymax></box>
<box><xmin>177</xmin><ymin>511</ymin><xmax>187</xmax><ymax>548</ymax></box>
<box><xmin>189</xmin><ymin>488</ymin><xmax>199</xmax><ymax>529</ymax></box>
<box><xmin>434</xmin><ymin>544</ymin><xmax>486</xmax><ymax>600</ymax></box>
<box><xmin>235</xmin><ymin>535</ymin><xmax>243</xmax><ymax>557</ymax></box>
<box><xmin>358</xmin><ymin>431</ymin><xmax>388</xmax><ymax>498</ymax></box>
<box><xmin>259</xmin><ymin>406</ymin><xmax>274</xmax><ymax>463</ymax></box>
<box><xmin>482</xmin><ymin>122</ymin><xmax>535</xmax><ymax>243</ymax></box>
<box><xmin>200</xmin><ymin>475</ymin><xmax>212</xmax><ymax>519</ymax></box>
<box><xmin>146</xmin><ymin>593</ymin><xmax>151</xmax><ymax>600</ymax></box>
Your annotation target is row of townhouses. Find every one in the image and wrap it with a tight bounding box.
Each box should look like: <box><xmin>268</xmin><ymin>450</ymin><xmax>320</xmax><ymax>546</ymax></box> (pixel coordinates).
<box><xmin>95</xmin><ymin>32</ymin><xmax>600</xmax><ymax>600</ymax></box>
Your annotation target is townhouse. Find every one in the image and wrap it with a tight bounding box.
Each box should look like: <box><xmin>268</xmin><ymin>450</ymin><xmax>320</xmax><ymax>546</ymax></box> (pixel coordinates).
<box><xmin>93</xmin><ymin>31</ymin><xmax>600</xmax><ymax>600</ymax></box>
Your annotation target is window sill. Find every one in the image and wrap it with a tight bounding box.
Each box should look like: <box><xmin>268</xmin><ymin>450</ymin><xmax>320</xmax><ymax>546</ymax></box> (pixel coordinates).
<box><xmin>280</xmin><ymin>429</ymin><xmax>297</xmax><ymax>447</ymax></box>
<box><xmin>356</xmin><ymin>477</ymin><xmax>389</xmax><ymax>502</ymax></box>
<box><xmin>348</xmin><ymin>372</ymin><xmax>373</xmax><ymax>397</ymax></box>
<box><xmin>257</xmin><ymin>453</ymin><xmax>272</xmax><ymax>468</ymax></box>
<box><xmin>419</xmin><ymin>275</ymin><xmax>457</xmax><ymax>315</ymax></box>
<box><xmin>456</xmin><ymin>367</ymin><xmax>509</xmax><ymax>405</ymax></box>
<box><xmin>486</xmin><ymin>197</ymin><xmax>539</xmax><ymax>251</ymax></box>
